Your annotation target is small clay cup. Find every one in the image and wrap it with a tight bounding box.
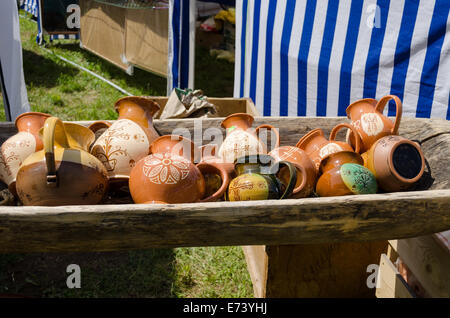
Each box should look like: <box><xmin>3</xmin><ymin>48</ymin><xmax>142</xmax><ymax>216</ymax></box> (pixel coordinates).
<box><xmin>362</xmin><ymin>135</ymin><xmax>425</xmax><ymax>192</ymax></box>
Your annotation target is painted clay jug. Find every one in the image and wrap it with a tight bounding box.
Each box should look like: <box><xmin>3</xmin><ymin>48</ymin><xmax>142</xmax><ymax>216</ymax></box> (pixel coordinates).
<box><xmin>15</xmin><ymin>117</ymin><xmax>109</xmax><ymax>206</ymax></box>
<box><xmin>315</xmin><ymin>151</ymin><xmax>377</xmax><ymax>197</ymax></box>
<box><xmin>0</xmin><ymin>112</ymin><xmax>51</xmax><ymax>196</ymax></box>
<box><xmin>129</xmin><ymin>135</ymin><xmax>230</xmax><ymax>204</ymax></box>
<box><xmin>90</xmin><ymin>96</ymin><xmax>160</xmax><ymax>183</ymax></box>
<box><xmin>296</xmin><ymin>123</ymin><xmax>361</xmax><ymax>172</ymax></box>
<box><xmin>226</xmin><ymin>154</ymin><xmax>297</xmax><ymax>201</ymax></box>
<box><xmin>218</xmin><ymin>113</ymin><xmax>280</xmax><ymax>164</ymax></box>
<box><xmin>361</xmin><ymin>135</ymin><xmax>425</xmax><ymax>192</ymax></box>
<box><xmin>346</xmin><ymin>94</ymin><xmax>402</xmax><ymax>153</ymax></box>
<box><xmin>269</xmin><ymin>146</ymin><xmax>316</xmax><ymax>198</ymax></box>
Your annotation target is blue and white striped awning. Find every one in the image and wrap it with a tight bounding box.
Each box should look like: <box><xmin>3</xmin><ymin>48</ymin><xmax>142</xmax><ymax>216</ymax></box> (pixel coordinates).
<box><xmin>21</xmin><ymin>0</ymin><xmax>39</xmax><ymax>17</ymax></box>
<box><xmin>234</xmin><ymin>0</ymin><xmax>450</xmax><ymax>119</ymax></box>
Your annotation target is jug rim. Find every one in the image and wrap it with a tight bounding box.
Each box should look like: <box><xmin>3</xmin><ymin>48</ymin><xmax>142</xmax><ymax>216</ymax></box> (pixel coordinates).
<box><xmin>114</xmin><ymin>96</ymin><xmax>161</xmax><ymax>117</ymax></box>
<box><xmin>14</xmin><ymin>112</ymin><xmax>52</xmax><ymax>130</ymax></box>
<box><xmin>345</xmin><ymin>98</ymin><xmax>378</xmax><ymax>118</ymax></box>
<box><xmin>221</xmin><ymin>113</ymin><xmax>254</xmax><ymax>129</ymax></box>
<box><xmin>295</xmin><ymin>128</ymin><xmax>325</xmax><ymax>149</ymax></box>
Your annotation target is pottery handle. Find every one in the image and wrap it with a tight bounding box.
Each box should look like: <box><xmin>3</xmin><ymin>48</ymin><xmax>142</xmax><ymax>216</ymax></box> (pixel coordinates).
<box><xmin>197</xmin><ymin>162</ymin><xmax>230</xmax><ymax>203</ymax></box>
<box><xmin>43</xmin><ymin>117</ymin><xmax>70</xmax><ymax>187</ymax></box>
<box><xmin>375</xmin><ymin>95</ymin><xmax>402</xmax><ymax>134</ymax></box>
<box><xmin>270</xmin><ymin>161</ymin><xmax>297</xmax><ymax>199</ymax></box>
<box><xmin>329</xmin><ymin>123</ymin><xmax>361</xmax><ymax>154</ymax></box>
<box><xmin>291</xmin><ymin>163</ymin><xmax>308</xmax><ymax>197</ymax></box>
<box><xmin>255</xmin><ymin>124</ymin><xmax>280</xmax><ymax>151</ymax></box>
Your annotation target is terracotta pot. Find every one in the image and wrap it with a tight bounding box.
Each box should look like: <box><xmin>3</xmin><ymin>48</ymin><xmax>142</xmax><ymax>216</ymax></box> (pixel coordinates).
<box><xmin>129</xmin><ymin>135</ymin><xmax>230</xmax><ymax>204</ymax></box>
<box><xmin>362</xmin><ymin>135</ymin><xmax>425</xmax><ymax>192</ymax></box>
<box><xmin>269</xmin><ymin>146</ymin><xmax>316</xmax><ymax>198</ymax></box>
<box><xmin>218</xmin><ymin>113</ymin><xmax>280</xmax><ymax>164</ymax></box>
<box><xmin>226</xmin><ymin>154</ymin><xmax>297</xmax><ymax>201</ymax></box>
<box><xmin>0</xmin><ymin>112</ymin><xmax>51</xmax><ymax>196</ymax></box>
<box><xmin>90</xmin><ymin>96</ymin><xmax>160</xmax><ymax>183</ymax></box>
<box><xmin>16</xmin><ymin>117</ymin><xmax>109</xmax><ymax>206</ymax></box>
<box><xmin>296</xmin><ymin>123</ymin><xmax>361</xmax><ymax>172</ymax></box>
<box><xmin>346</xmin><ymin>94</ymin><xmax>402</xmax><ymax>152</ymax></box>
<box><xmin>315</xmin><ymin>151</ymin><xmax>377</xmax><ymax>197</ymax></box>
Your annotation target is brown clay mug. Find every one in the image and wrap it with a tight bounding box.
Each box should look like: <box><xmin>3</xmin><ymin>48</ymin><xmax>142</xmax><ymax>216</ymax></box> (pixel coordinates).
<box><xmin>226</xmin><ymin>154</ymin><xmax>297</xmax><ymax>201</ymax></box>
<box><xmin>346</xmin><ymin>94</ymin><xmax>402</xmax><ymax>152</ymax></box>
<box><xmin>129</xmin><ymin>135</ymin><xmax>230</xmax><ymax>204</ymax></box>
<box><xmin>315</xmin><ymin>151</ymin><xmax>377</xmax><ymax>197</ymax></box>
<box><xmin>361</xmin><ymin>135</ymin><xmax>425</xmax><ymax>192</ymax></box>
<box><xmin>296</xmin><ymin>123</ymin><xmax>361</xmax><ymax>172</ymax></box>
<box><xmin>268</xmin><ymin>146</ymin><xmax>316</xmax><ymax>198</ymax></box>
<box><xmin>218</xmin><ymin>113</ymin><xmax>280</xmax><ymax>164</ymax></box>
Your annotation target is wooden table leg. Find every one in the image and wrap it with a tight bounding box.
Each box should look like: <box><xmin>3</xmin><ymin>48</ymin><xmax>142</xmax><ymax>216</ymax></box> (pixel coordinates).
<box><xmin>243</xmin><ymin>241</ymin><xmax>388</xmax><ymax>298</ymax></box>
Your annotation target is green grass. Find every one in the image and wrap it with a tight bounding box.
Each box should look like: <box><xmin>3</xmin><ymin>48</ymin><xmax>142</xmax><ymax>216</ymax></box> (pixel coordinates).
<box><xmin>0</xmin><ymin>11</ymin><xmax>251</xmax><ymax>298</ymax></box>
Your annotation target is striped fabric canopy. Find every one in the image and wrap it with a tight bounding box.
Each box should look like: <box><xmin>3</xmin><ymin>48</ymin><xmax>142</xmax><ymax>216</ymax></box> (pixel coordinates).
<box><xmin>234</xmin><ymin>0</ymin><xmax>450</xmax><ymax>119</ymax></box>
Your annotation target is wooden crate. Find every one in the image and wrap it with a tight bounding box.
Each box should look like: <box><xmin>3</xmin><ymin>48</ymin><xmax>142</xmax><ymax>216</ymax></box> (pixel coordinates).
<box><xmin>150</xmin><ymin>96</ymin><xmax>260</xmax><ymax>118</ymax></box>
<box><xmin>375</xmin><ymin>236</ymin><xmax>450</xmax><ymax>298</ymax></box>
<box><xmin>0</xmin><ymin>116</ymin><xmax>448</xmax><ymax>298</ymax></box>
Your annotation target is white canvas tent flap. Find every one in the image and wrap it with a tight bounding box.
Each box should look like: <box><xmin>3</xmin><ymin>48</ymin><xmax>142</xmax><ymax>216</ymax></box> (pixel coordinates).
<box><xmin>0</xmin><ymin>0</ymin><xmax>31</xmax><ymax>121</ymax></box>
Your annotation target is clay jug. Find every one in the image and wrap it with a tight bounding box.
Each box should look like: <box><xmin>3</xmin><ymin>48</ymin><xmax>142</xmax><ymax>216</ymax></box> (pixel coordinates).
<box><xmin>296</xmin><ymin>123</ymin><xmax>361</xmax><ymax>172</ymax></box>
<box><xmin>346</xmin><ymin>94</ymin><xmax>402</xmax><ymax>152</ymax></box>
<box><xmin>0</xmin><ymin>112</ymin><xmax>51</xmax><ymax>196</ymax></box>
<box><xmin>226</xmin><ymin>154</ymin><xmax>297</xmax><ymax>201</ymax></box>
<box><xmin>129</xmin><ymin>135</ymin><xmax>230</xmax><ymax>204</ymax></box>
<box><xmin>218</xmin><ymin>113</ymin><xmax>280</xmax><ymax>164</ymax></box>
<box><xmin>90</xmin><ymin>96</ymin><xmax>160</xmax><ymax>183</ymax></box>
<box><xmin>269</xmin><ymin>146</ymin><xmax>316</xmax><ymax>198</ymax></box>
<box><xmin>361</xmin><ymin>135</ymin><xmax>425</xmax><ymax>192</ymax></box>
<box><xmin>15</xmin><ymin>117</ymin><xmax>109</xmax><ymax>206</ymax></box>
<box><xmin>315</xmin><ymin>151</ymin><xmax>377</xmax><ymax>197</ymax></box>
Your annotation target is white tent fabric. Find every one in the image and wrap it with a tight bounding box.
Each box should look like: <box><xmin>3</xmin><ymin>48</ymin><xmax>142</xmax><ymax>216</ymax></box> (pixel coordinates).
<box><xmin>234</xmin><ymin>0</ymin><xmax>450</xmax><ymax>120</ymax></box>
<box><xmin>0</xmin><ymin>0</ymin><xmax>31</xmax><ymax>121</ymax></box>
<box><xmin>167</xmin><ymin>0</ymin><xmax>196</xmax><ymax>94</ymax></box>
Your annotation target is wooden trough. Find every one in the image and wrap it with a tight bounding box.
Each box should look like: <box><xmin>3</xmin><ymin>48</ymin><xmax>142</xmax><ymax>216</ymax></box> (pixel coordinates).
<box><xmin>0</xmin><ymin>111</ymin><xmax>448</xmax><ymax>298</ymax></box>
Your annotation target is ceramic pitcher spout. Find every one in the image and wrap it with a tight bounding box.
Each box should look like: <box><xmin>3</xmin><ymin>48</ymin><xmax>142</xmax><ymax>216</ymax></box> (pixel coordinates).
<box><xmin>345</xmin><ymin>98</ymin><xmax>377</xmax><ymax>119</ymax></box>
<box><xmin>150</xmin><ymin>135</ymin><xmax>199</xmax><ymax>162</ymax></box>
<box><xmin>115</xmin><ymin>96</ymin><xmax>161</xmax><ymax>129</ymax></box>
<box><xmin>221</xmin><ymin>113</ymin><xmax>254</xmax><ymax>130</ymax></box>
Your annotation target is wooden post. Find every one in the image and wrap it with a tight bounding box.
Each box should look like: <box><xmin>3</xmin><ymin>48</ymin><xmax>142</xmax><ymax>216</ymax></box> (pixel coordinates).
<box><xmin>243</xmin><ymin>241</ymin><xmax>388</xmax><ymax>298</ymax></box>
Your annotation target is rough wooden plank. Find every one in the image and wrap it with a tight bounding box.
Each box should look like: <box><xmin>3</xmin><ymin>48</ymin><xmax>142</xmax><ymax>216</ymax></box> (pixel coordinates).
<box><xmin>0</xmin><ymin>189</ymin><xmax>448</xmax><ymax>253</ymax></box>
<box><xmin>376</xmin><ymin>253</ymin><xmax>416</xmax><ymax>298</ymax></box>
<box><xmin>390</xmin><ymin>236</ymin><xmax>450</xmax><ymax>297</ymax></box>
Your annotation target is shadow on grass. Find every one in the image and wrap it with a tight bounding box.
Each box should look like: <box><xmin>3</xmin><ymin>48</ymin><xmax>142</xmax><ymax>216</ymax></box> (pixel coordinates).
<box><xmin>22</xmin><ymin>49</ymin><xmax>79</xmax><ymax>88</ymax></box>
<box><xmin>0</xmin><ymin>249</ymin><xmax>177</xmax><ymax>298</ymax></box>
<box><xmin>49</xmin><ymin>42</ymin><xmax>167</xmax><ymax>96</ymax></box>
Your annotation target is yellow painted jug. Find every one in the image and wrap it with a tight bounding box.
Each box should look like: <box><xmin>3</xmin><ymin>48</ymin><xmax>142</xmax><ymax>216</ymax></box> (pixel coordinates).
<box><xmin>16</xmin><ymin>117</ymin><xmax>109</xmax><ymax>206</ymax></box>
